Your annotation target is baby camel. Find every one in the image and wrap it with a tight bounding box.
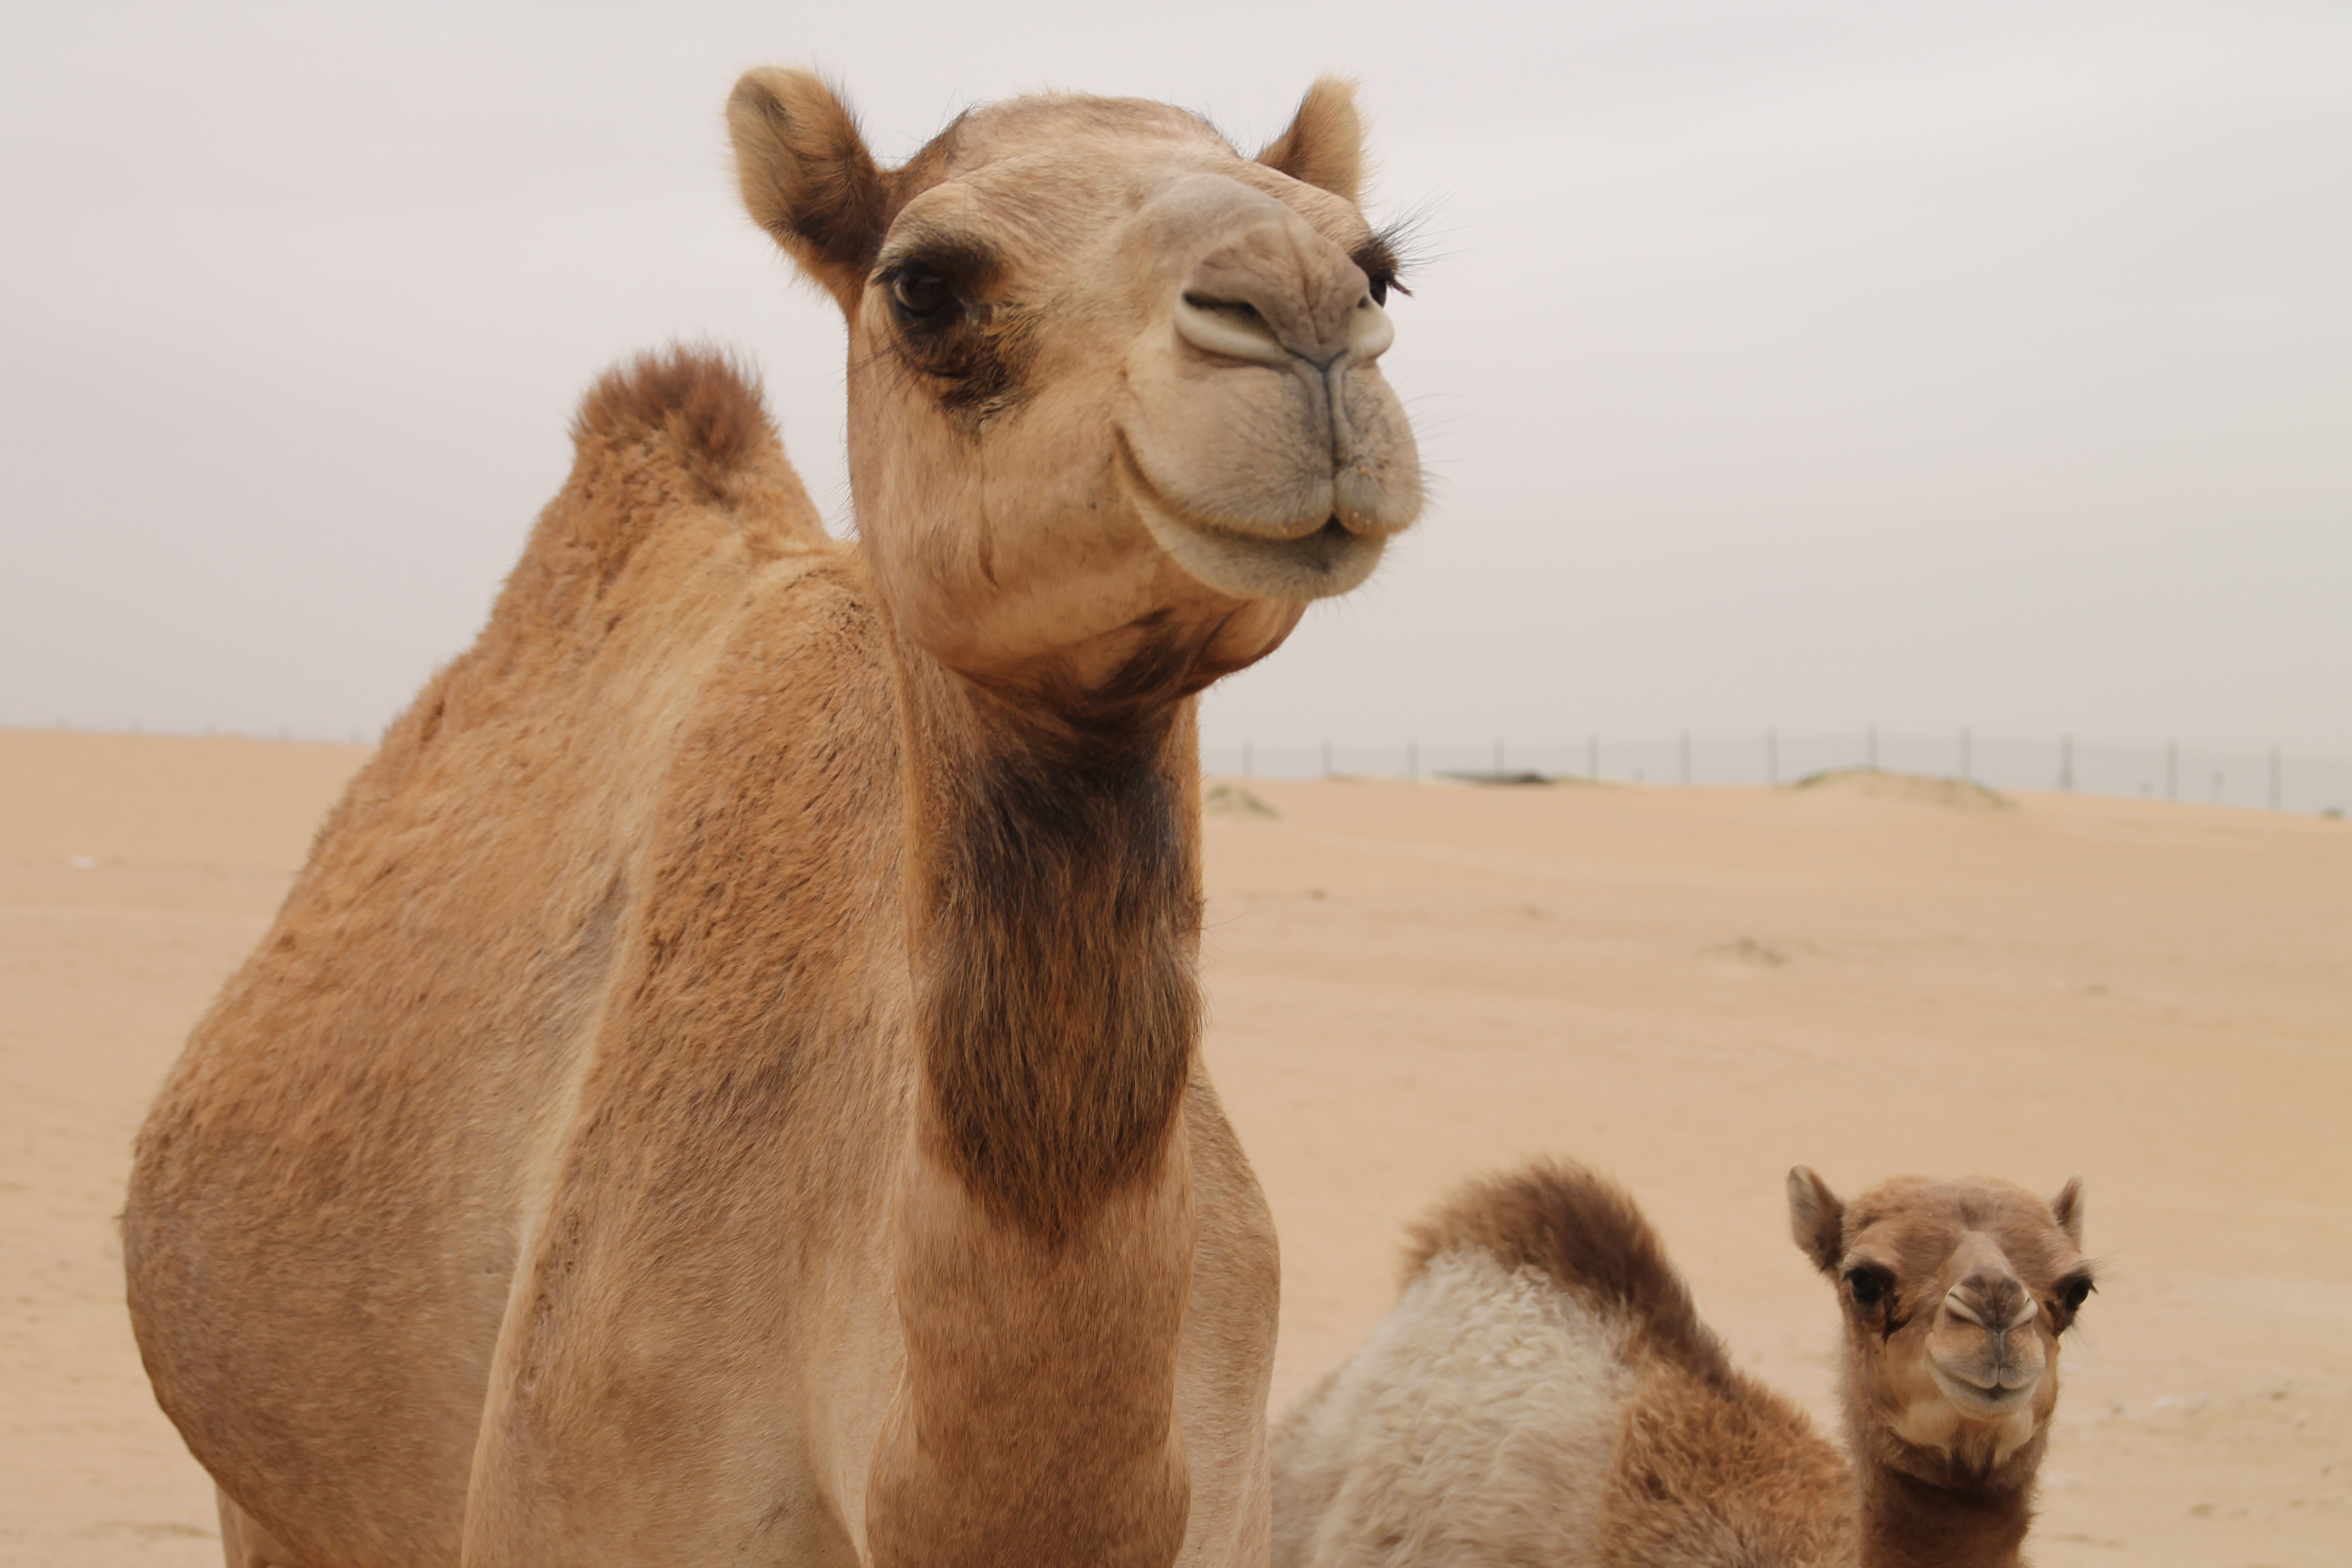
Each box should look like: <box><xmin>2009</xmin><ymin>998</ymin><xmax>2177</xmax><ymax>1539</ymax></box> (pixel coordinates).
<box><xmin>1270</xmin><ymin>1161</ymin><xmax>2094</xmax><ymax>1567</ymax></box>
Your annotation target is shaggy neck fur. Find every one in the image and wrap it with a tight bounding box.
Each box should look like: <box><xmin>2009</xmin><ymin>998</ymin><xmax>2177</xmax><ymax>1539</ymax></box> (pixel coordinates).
<box><xmin>868</xmin><ymin>641</ymin><xmax>1207</xmax><ymax>1568</ymax></box>
<box><xmin>1854</xmin><ymin>1455</ymin><xmax>2035</xmax><ymax>1568</ymax></box>
<box><xmin>1853</xmin><ymin>1410</ymin><xmax>2041</xmax><ymax>1568</ymax></box>
<box><xmin>904</xmin><ymin>652</ymin><xmax>1202</xmax><ymax>1243</ymax></box>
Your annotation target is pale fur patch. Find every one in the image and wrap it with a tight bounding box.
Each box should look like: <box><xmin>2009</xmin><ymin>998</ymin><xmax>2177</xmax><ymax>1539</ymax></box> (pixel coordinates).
<box><xmin>1890</xmin><ymin>1397</ymin><xmax>1960</xmax><ymax>1455</ymax></box>
<box><xmin>1892</xmin><ymin>1391</ymin><xmax>2041</xmax><ymax>1468</ymax></box>
<box><xmin>1271</xmin><ymin>1250</ymin><xmax>1635</xmax><ymax>1568</ymax></box>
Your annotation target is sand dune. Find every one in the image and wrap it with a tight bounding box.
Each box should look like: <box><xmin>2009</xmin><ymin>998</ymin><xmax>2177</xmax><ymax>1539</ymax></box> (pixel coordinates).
<box><xmin>3</xmin><ymin>728</ymin><xmax>2345</xmax><ymax>1566</ymax></box>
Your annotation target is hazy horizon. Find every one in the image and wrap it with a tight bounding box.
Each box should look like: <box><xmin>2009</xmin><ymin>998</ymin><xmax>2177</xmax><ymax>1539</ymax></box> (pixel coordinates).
<box><xmin>5</xmin><ymin>1</ymin><xmax>2346</xmax><ymax>757</ymax></box>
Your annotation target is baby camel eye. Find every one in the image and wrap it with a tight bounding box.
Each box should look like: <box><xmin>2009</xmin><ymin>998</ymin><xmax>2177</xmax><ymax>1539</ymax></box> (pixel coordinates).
<box><xmin>2058</xmin><ymin>1276</ymin><xmax>2094</xmax><ymax>1313</ymax></box>
<box><xmin>890</xmin><ymin>267</ymin><xmax>955</xmax><ymax>324</ymax></box>
<box><xmin>1845</xmin><ymin>1265</ymin><xmax>1892</xmax><ymax>1307</ymax></box>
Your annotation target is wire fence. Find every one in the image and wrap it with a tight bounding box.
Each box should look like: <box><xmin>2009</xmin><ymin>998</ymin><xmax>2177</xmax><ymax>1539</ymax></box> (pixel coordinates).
<box><xmin>30</xmin><ymin>719</ymin><xmax>2349</xmax><ymax>817</ymax></box>
<box><xmin>1204</xmin><ymin>729</ymin><xmax>2352</xmax><ymax>817</ymax></box>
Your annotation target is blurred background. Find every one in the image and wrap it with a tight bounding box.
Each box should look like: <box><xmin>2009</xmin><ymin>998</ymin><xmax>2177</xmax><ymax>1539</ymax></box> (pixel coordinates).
<box><xmin>4</xmin><ymin>1</ymin><xmax>2346</xmax><ymax>790</ymax></box>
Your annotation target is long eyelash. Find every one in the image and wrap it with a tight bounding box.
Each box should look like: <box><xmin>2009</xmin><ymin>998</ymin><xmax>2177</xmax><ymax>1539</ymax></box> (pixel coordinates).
<box><xmin>1365</xmin><ymin>202</ymin><xmax>1442</xmax><ymax>297</ymax></box>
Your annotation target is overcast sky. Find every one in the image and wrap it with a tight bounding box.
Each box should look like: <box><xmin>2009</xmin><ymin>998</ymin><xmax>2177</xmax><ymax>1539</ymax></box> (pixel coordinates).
<box><xmin>4</xmin><ymin>0</ymin><xmax>2346</xmax><ymax>763</ymax></box>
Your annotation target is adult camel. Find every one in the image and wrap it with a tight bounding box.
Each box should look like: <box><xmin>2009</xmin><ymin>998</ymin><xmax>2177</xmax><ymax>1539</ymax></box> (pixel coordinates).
<box><xmin>124</xmin><ymin>70</ymin><xmax>1420</xmax><ymax>1568</ymax></box>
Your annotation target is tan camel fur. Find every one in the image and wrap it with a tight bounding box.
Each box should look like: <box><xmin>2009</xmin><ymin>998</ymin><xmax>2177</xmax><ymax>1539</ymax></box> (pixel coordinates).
<box><xmin>1269</xmin><ymin>1162</ymin><xmax>2094</xmax><ymax>1567</ymax></box>
<box><xmin>123</xmin><ymin>71</ymin><xmax>1420</xmax><ymax>1568</ymax></box>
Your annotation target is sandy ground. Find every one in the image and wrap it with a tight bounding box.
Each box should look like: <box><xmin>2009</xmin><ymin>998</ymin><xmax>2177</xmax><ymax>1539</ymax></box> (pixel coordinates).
<box><xmin>2</xmin><ymin>728</ymin><xmax>2345</xmax><ymax>1566</ymax></box>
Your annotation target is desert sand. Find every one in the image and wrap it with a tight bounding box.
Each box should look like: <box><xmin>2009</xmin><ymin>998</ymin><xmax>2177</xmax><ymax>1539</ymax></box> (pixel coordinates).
<box><xmin>2</xmin><ymin>727</ymin><xmax>2345</xmax><ymax>1566</ymax></box>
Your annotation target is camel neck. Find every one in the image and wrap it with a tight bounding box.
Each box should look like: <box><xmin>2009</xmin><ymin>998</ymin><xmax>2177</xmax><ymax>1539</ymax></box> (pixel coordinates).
<box><xmin>865</xmin><ymin>652</ymin><xmax>1205</xmax><ymax>1565</ymax></box>
<box><xmin>1854</xmin><ymin>1461</ymin><xmax>2033</xmax><ymax>1568</ymax></box>
<box><xmin>897</xmin><ymin>654</ymin><xmax>1204</xmax><ymax>1243</ymax></box>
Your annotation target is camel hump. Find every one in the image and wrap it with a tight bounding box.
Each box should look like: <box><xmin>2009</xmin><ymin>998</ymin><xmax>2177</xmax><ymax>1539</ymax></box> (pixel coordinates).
<box><xmin>472</xmin><ymin>346</ymin><xmax>829</xmax><ymax>654</ymax></box>
<box><xmin>569</xmin><ymin>345</ymin><xmax>829</xmax><ymax>546</ymax></box>
<box><xmin>1403</xmin><ymin>1160</ymin><xmax>1734</xmax><ymax>1382</ymax></box>
<box><xmin>574</xmin><ymin>345</ymin><xmax>774</xmax><ymax>478</ymax></box>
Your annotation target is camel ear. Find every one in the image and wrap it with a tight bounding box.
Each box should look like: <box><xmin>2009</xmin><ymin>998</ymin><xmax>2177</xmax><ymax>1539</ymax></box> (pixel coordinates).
<box><xmin>1257</xmin><ymin>77</ymin><xmax>1364</xmax><ymax>205</ymax></box>
<box><xmin>2049</xmin><ymin>1177</ymin><xmax>2085</xmax><ymax>1248</ymax></box>
<box><xmin>1788</xmin><ymin>1166</ymin><xmax>1845</xmax><ymax>1273</ymax></box>
<box><xmin>729</xmin><ymin>69</ymin><xmax>889</xmax><ymax>312</ymax></box>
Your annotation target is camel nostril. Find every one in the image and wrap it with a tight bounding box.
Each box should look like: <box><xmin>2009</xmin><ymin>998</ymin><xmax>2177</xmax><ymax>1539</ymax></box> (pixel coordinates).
<box><xmin>1182</xmin><ymin>292</ymin><xmax>1264</xmax><ymax>323</ymax></box>
<box><xmin>1174</xmin><ymin>289</ymin><xmax>1293</xmax><ymax>367</ymax></box>
<box><xmin>1947</xmin><ymin>1272</ymin><xmax>2036</xmax><ymax>1334</ymax></box>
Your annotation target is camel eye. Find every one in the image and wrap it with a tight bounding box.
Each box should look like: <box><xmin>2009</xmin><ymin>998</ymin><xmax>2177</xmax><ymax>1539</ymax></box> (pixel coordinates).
<box><xmin>889</xmin><ymin>267</ymin><xmax>955</xmax><ymax>324</ymax></box>
<box><xmin>2059</xmin><ymin>1276</ymin><xmax>2093</xmax><ymax>1313</ymax></box>
<box><xmin>1845</xmin><ymin>1265</ymin><xmax>1892</xmax><ymax>1308</ymax></box>
<box><xmin>1352</xmin><ymin>233</ymin><xmax>1407</xmax><ymax>308</ymax></box>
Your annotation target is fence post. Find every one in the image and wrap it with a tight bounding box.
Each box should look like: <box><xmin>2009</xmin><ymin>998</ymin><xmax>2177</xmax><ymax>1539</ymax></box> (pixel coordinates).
<box><xmin>2166</xmin><ymin>739</ymin><xmax>2177</xmax><ymax>801</ymax></box>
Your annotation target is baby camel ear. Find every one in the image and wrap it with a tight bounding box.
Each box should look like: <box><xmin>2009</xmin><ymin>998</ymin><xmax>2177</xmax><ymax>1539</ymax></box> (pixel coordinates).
<box><xmin>2049</xmin><ymin>1176</ymin><xmax>2086</xmax><ymax>1248</ymax></box>
<box><xmin>1257</xmin><ymin>77</ymin><xmax>1365</xmax><ymax>205</ymax></box>
<box><xmin>1787</xmin><ymin>1166</ymin><xmax>1846</xmax><ymax>1274</ymax></box>
<box><xmin>728</xmin><ymin>68</ymin><xmax>889</xmax><ymax>313</ymax></box>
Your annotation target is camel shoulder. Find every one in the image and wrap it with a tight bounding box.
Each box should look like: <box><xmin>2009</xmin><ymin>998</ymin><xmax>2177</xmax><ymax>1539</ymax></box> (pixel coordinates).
<box><xmin>1403</xmin><ymin>1160</ymin><xmax>1735</xmax><ymax>1384</ymax></box>
<box><xmin>1603</xmin><ymin>1357</ymin><xmax>1852</xmax><ymax>1566</ymax></box>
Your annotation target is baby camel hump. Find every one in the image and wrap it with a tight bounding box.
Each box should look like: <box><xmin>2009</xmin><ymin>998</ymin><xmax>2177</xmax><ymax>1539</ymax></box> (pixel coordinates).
<box><xmin>1270</xmin><ymin>1163</ymin><xmax>1848</xmax><ymax>1568</ymax></box>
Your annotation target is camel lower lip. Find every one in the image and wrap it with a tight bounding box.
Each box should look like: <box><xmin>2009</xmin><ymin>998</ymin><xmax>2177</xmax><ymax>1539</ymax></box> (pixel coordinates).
<box><xmin>1129</xmin><ymin>485</ymin><xmax>1383</xmax><ymax>602</ymax></box>
<box><xmin>1930</xmin><ymin>1362</ymin><xmax>2038</xmax><ymax>1417</ymax></box>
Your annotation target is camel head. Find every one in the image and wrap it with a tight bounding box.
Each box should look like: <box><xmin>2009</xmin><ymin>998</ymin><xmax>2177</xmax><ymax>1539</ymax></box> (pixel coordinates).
<box><xmin>729</xmin><ymin>70</ymin><xmax>1422</xmax><ymax>704</ymax></box>
<box><xmin>1788</xmin><ymin>1168</ymin><xmax>2095</xmax><ymax>1486</ymax></box>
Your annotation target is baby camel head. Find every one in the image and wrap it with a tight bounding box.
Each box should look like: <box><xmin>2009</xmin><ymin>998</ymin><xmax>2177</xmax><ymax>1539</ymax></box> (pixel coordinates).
<box><xmin>1789</xmin><ymin>1168</ymin><xmax>2095</xmax><ymax>1488</ymax></box>
<box><xmin>728</xmin><ymin>70</ymin><xmax>1422</xmax><ymax>707</ymax></box>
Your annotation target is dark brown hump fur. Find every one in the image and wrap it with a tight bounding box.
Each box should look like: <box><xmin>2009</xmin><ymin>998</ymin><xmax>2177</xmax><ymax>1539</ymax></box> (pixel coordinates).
<box><xmin>475</xmin><ymin>345</ymin><xmax>817</xmax><ymax>662</ymax></box>
<box><xmin>570</xmin><ymin>346</ymin><xmax>777</xmax><ymax>502</ymax></box>
<box><xmin>1404</xmin><ymin>1161</ymin><xmax>1735</xmax><ymax>1384</ymax></box>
